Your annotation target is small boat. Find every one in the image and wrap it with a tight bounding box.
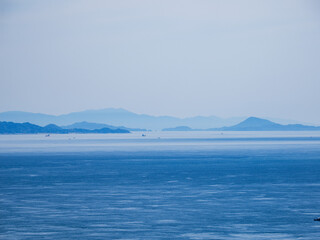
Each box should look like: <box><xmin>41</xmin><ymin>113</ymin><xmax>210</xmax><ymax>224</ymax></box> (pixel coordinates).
<box><xmin>314</xmin><ymin>217</ymin><xmax>320</xmax><ymax>221</ymax></box>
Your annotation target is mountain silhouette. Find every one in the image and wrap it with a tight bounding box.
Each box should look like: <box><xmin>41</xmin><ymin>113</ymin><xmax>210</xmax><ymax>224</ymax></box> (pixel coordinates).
<box><xmin>0</xmin><ymin>108</ymin><xmax>245</xmax><ymax>130</ymax></box>
<box><xmin>162</xmin><ymin>117</ymin><xmax>320</xmax><ymax>131</ymax></box>
<box><xmin>0</xmin><ymin>121</ymin><xmax>130</xmax><ymax>134</ymax></box>
<box><xmin>211</xmin><ymin>117</ymin><xmax>320</xmax><ymax>131</ymax></box>
<box><xmin>61</xmin><ymin>121</ymin><xmax>147</xmax><ymax>132</ymax></box>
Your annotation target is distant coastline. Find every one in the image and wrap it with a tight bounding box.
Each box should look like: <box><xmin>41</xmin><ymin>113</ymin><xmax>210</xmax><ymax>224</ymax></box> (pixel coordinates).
<box><xmin>1</xmin><ymin>108</ymin><xmax>318</xmax><ymax>131</ymax></box>
<box><xmin>0</xmin><ymin>121</ymin><xmax>130</xmax><ymax>134</ymax></box>
<box><xmin>162</xmin><ymin>117</ymin><xmax>320</xmax><ymax>132</ymax></box>
<box><xmin>1</xmin><ymin>116</ymin><xmax>320</xmax><ymax>135</ymax></box>
<box><xmin>1</xmin><ymin>109</ymin><xmax>320</xmax><ymax>134</ymax></box>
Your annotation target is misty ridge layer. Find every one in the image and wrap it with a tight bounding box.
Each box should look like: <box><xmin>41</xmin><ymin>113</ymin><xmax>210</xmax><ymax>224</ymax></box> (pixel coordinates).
<box><xmin>0</xmin><ymin>108</ymin><xmax>245</xmax><ymax>130</ymax></box>
<box><xmin>213</xmin><ymin>117</ymin><xmax>320</xmax><ymax>131</ymax></box>
<box><xmin>163</xmin><ymin>117</ymin><xmax>320</xmax><ymax>131</ymax></box>
<box><xmin>61</xmin><ymin>121</ymin><xmax>147</xmax><ymax>132</ymax></box>
<box><xmin>0</xmin><ymin>108</ymin><xmax>312</xmax><ymax>131</ymax></box>
<box><xmin>1</xmin><ymin>117</ymin><xmax>320</xmax><ymax>134</ymax></box>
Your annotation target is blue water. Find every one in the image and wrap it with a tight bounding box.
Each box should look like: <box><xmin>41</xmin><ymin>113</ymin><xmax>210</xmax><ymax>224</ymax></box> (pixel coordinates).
<box><xmin>1</xmin><ymin>133</ymin><xmax>320</xmax><ymax>239</ymax></box>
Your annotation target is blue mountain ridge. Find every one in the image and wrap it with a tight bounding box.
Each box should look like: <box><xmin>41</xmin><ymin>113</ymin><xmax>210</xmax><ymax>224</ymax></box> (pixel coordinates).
<box><xmin>0</xmin><ymin>121</ymin><xmax>130</xmax><ymax>134</ymax></box>
<box><xmin>0</xmin><ymin>108</ymin><xmax>245</xmax><ymax>130</ymax></box>
<box><xmin>0</xmin><ymin>109</ymin><xmax>317</xmax><ymax>131</ymax></box>
<box><xmin>163</xmin><ymin>117</ymin><xmax>320</xmax><ymax>131</ymax></box>
<box><xmin>61</xmin><ymin>121</ymin><xmax>147</xmax><ymax>132</ymax></box>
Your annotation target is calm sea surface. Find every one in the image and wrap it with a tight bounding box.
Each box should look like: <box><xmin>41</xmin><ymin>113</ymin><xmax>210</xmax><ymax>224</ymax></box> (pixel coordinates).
<box><xmin>1</xmin><ymin>132</ymin><xmax>320</xmax><ymax>239</ymax></box>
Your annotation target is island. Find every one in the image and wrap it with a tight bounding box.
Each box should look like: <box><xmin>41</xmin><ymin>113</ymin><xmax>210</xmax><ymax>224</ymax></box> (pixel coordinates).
<box><xmin>0</xmin><ymin>121</ymin><xmax>130</xmax><ymax>134</ymax></box>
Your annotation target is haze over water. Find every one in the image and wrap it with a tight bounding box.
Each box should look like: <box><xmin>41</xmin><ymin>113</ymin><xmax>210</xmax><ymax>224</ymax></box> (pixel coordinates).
<box><xmin>1</xmin><ymin>132</ymin><xmax>320</xmax><ymax>239</ymax></box>
<box><xmin>1</xmin><ymin>1</ymin><xmax>320</xmax><ymax>239</ymax></box>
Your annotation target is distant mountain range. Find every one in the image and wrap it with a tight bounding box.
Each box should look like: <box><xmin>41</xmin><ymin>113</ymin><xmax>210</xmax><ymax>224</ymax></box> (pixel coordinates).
<box><xmin>214</xmin><ymin>117</ymin><xmax>320</xmax><ymax>131</ymax></box>
<box><xmin>61</xmin><ymin>121</ymin><xmax>147</xmax><ymax>132</ymax></box>
<box><xmin>163</xmin><ymin>117</ymin><xmax>320</xmax><ymax>131</ymax></box>
<box><xmin>0</xmin><ymin>108</ymin><xmax>317</xmax><ymax>131</ymax></box>
<box><xmin>0</xmin><ymin>108</ymin><xmax>245</xmax><ymax>130</ymax></box>
<box><xmin>1</xmin><ymin>117</ymin><xmax>319</xmax><ymax>134</ymax></box>
<box><xmin>0</xmin><ymin>121</ymin><xmax>130</xmax><ymax>134</ymax></box>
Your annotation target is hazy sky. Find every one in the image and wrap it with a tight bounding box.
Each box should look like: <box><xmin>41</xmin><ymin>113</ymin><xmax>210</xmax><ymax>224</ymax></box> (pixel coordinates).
<box><xmin>1</xmin><ymin>0</ymin><xmax>320</xmax><ymax>123</ymax></box>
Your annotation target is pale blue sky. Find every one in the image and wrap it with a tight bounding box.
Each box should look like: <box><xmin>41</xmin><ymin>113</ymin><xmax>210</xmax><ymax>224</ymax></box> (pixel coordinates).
<box><xmin>1</xmin><ymin>0</ymin><xmax>320</xmax><ymax>123</ymax></box>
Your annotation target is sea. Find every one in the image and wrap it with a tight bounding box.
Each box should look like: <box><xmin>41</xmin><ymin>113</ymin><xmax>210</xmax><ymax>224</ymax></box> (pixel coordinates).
<box><xmin>1</xmin><ymin>131</ymin><xmax>320</xmax><ymax>239</ymax></box>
